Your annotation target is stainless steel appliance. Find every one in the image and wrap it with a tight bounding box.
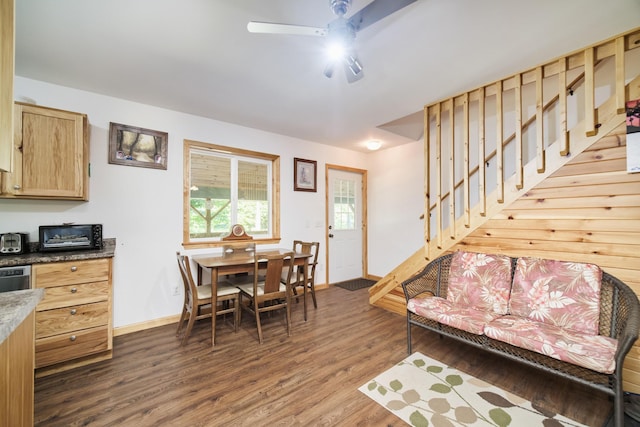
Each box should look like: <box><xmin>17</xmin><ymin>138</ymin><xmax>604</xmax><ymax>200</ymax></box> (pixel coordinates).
<box><xmin>0</xmin><ymin>232</ymin><xmax>29</xmax><ymax>255</ymax></box>
<box><xmin>0</xmin><ymin>265</ymin><xmax>31</xmax><ymax>293</ymax></box>
<box><xmin>39</xmin><ymin>224</ymin><xmax>103</xmax><ymax>252</ymax></box>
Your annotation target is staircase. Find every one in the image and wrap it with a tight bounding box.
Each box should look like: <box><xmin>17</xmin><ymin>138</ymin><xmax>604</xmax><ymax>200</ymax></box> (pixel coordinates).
<box><xmin>370</xmin><ymin>27</ymin><xmax>640</xmax><ymax>315</ymax></box>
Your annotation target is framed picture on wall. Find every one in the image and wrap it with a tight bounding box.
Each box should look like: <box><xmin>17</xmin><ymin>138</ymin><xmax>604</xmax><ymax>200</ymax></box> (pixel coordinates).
<box><xmin>294</xmin><ymin>158</ymin><xmax>317</xmax><ymax>192</ymax></box>
<box><xmin>108</xmin><ymin>122</ymin><xmax>168</xmax><ymax>170</ymax></box>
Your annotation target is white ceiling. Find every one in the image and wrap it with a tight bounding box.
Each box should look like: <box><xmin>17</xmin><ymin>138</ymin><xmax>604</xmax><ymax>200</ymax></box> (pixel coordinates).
<box><xmin>14</xmin><ymin>0</ymin><xmax>640</xmax><ymax>152</ymax></box>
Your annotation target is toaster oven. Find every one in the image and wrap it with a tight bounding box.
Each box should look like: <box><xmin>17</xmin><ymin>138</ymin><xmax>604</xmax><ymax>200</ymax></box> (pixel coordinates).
<box><xmin>39</xmin><ymin>224</ymin><xmax>103</xmax><ymax>252</ymax></box>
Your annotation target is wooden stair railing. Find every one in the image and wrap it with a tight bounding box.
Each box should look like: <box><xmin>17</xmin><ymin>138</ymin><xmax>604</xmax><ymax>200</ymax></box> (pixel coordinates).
<box><xmin>369</xmin><ymin>28</ymin><xmax>640</xmax><ymax>310</ymax></box>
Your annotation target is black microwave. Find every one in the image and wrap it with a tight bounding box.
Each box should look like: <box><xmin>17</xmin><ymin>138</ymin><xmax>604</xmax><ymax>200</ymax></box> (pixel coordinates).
<box><xmin>39</xmin><ymin>224</ymin><xmax>103</xmax><ymax>252</ymax></box>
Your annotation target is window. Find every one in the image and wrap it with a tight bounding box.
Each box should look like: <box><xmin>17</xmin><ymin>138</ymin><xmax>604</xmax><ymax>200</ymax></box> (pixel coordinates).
<box><xmin>333</xmin><ymin>177</ymin><xmax>356</xmax><ymax>230</ymax></box>
<box><xmin>183</xmin><ymin>140</ymin><xmax>280</xmax><ymax>248</ymax></box>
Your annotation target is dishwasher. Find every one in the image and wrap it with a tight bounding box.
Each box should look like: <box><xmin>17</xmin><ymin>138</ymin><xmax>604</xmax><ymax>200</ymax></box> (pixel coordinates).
<box><xmin>0</xmin><ymin>265</ymin><xmax>31</xmax><ymax>293</ymax></box>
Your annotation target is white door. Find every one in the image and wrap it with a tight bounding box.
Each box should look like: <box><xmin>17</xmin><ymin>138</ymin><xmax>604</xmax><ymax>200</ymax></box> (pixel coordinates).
<box><xmin>327</xmin><ymin>168</ymin><xmax>364</xmax><ymax>284</ymax></box>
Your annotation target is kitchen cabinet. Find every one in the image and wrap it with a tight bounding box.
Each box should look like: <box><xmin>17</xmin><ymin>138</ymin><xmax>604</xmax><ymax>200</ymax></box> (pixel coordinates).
<box><xmin>0</xmin><ymin>289</ymin><xmax>43</xmax><ymax>427</ymax></box>
<box><xmin>0</xmin><ymin>102</ymin><xmax>89</xmax><ymax>200</ymax></box>
<box><xmin>0</xmin><ymin>0</ymin><xmax>14</xmax><ymax>172</ymax></box>
<box><xmin>33</xmin><ymin>258</ymin><xmax>113</xmax><ymax>377</ymax></box>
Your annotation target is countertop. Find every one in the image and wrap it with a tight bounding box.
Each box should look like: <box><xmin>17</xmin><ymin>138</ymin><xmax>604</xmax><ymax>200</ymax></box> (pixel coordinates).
<box><xmin>0</xmin><ymin>238</ymin><xmax>116</xmax><ymax>267</ymax></box>
<box><xmin>0</xmin><ymin>288</ymin><xmax>44</xmax><ymax>344</ymax></box>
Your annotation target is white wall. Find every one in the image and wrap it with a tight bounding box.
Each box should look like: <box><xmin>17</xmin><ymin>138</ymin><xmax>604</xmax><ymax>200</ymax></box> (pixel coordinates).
<box><xmin>367</xmin><ymin>140</ymin><xmax>425</xmax><ymax>276</ymax></box>
<box><xmin>1</xmin><ymin>77</ymin><xmax>424</xmax><ymax>329</ymax></box>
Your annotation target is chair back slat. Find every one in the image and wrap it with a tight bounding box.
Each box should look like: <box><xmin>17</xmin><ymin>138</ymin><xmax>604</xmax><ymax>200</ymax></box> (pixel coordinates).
<box><xmin>223</xmin><ymin>241</ymin><xmax>256</xmax><ymax>258</ymax></box>
<box><xmin>176</xmin><ymin>252</ymin><xmax>197</xmax><ymax>309</ymax></box>
<box><xmin>255</xmin><ymin>252</ymin><xmax>294</xmax><ymax>294</ymax></box>
<box><xmin>293</xmin><ymin>240</ymin><xmax>320</xmax><ymax>279</ymax></box>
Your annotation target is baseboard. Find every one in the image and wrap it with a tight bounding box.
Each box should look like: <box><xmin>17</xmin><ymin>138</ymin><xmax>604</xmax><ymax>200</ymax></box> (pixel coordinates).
<box><xmin>113</xmin><ymin>314</ymin><xmax>181</xmax><ymax>337</ymax></box>
<box><xmin>113</xmin><ymin>286</ymin><xmax>331</xmax><ymax>337</ymax></box>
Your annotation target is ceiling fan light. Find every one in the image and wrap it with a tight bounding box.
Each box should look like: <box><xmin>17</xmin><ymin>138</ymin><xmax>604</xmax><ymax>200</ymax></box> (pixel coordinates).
<box><xmin>326</xmin><ymin>41</ymin><xmax>347</xmax><ymax>62</ymax></box>
<box><xmin>324</xmin><ymin>63</ymin><xmax>334</xmax><ymax>78</ymax></box>
<box><xmin>346</xmin><ymin>55</ymin><xmax>362</xmax><ymax>76</ymax></box>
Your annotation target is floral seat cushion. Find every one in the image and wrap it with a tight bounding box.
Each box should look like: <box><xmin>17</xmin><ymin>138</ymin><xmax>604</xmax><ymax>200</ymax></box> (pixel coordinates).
<box><xmin>446</xmin><ymin>251</ymin><xmax>513</xmax><ymax>315</ymax></box>
<box><xmin>509</xmin><ymin>257</ymin><xmax>603</xmax><ymax>335</ymax></box>
<box><xmin>408</xmin><ymin>297</ymin><xmax>501</xmax><ymax>335</ymax></box>
<box><xmin>484</xmin><ymin>315</ymin><xmax>617</xmax><ymax>374</ymax></box>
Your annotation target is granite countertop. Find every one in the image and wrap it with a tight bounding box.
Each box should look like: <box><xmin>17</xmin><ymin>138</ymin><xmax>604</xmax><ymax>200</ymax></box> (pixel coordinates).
<box><xmin>0</xmin><ymin>238</ymin><xmax>116</xmax><ymax>268</ymax></box>
<box><xmin>0</xmin><ymin>288</ymin><xmax>45</xmax><ymax>344</ymax></box>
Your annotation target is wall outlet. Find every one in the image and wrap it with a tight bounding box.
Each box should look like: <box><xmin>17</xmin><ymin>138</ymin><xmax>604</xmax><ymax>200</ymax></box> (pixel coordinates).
<box><xmin>172</xmin><ymin>285</ymin><xmax>180</xmax><ymax>296</ymax></box>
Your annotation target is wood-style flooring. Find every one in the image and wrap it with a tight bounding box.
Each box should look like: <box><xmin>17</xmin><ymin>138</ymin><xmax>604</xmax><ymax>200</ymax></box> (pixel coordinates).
<box><xmin>34</xmin><ymin>286</ymin><xmax>613</xmax><ymax>426</ymax></box>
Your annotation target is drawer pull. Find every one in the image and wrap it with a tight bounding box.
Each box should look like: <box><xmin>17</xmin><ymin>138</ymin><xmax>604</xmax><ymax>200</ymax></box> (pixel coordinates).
<box><xmin>69</xmin><ymin>335</ymin><xmax>77</xmax><ymax>342</ymax></box>
<box><xmin>71</xmin><ymin>287</ymin><xmax>78</xmax><ymax>293</ymax></box>
<box><xmin>70</xmin><ymin>309</ymin><xmax>77</xmax><ymax>315</ymax></box>
<box><xmin>71</xmin><ymin>266</ymin><xmax>78</xmax><ymax>272</ymax></box>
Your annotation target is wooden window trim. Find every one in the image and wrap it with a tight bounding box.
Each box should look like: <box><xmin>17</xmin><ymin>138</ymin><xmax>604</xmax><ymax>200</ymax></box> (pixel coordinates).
<box><xmin>182</xmin><ymin>139</ymin><xmax>280</xmax><ymax>249</ymax></box>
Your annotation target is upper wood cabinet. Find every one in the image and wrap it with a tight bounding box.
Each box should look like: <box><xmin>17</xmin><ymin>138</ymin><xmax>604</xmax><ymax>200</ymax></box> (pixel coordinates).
<box><xmin>0</xmin><ymin>0</ymin><xmax>15</xmax><ymax>172</ymax></box>
<box><xmin>0</xmin><ymin>102</ymin><xmax>89</xmax><ymax>200</ymax></box>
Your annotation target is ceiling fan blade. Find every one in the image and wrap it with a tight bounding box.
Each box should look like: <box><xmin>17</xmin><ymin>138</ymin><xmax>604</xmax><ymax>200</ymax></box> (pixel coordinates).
<box><xmin>247</xmin><ymin>22</ymin><xmax>327</xmax><ymax>37</ymax></box>
<box><xmin>348</xmin><ymin>0</ymin><xmax>418</xmax><ymax>32</ymax></box>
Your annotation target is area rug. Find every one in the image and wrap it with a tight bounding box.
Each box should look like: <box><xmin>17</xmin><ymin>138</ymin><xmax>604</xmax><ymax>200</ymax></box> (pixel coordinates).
<box><xmin>359</xmin><ymin>352</ymin><xmax>587</xmax><ymax>427</ymax></box>
<box><xmin>333</xmin><ymin>278</ymin><xmax>376</xmax><ymax>291</ymax></box>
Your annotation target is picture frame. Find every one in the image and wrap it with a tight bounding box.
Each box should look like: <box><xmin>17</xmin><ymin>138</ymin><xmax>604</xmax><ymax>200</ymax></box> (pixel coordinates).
<box><xmin>293</xmin><ymin>157</ymin><xmax>317</xmax><ymax>192</ymax></box>
<box><xmin>108</xmin><ymin>122</ymin><xmax>168</xmax><ymax>170</ymax></box>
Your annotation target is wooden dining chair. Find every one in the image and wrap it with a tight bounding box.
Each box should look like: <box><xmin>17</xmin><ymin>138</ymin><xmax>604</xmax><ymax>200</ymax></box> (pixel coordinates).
<box><xmin>175</xmin><ymin>252</ymin><xmax>240</xmax><ymax>345</ymax></box>
<box><xmin>237</xmin><ymin>251</ymin><xmax>295</xmax><ymax>343</ymax></box>
<box><xmin>281</xmin><ymin>241</ymin><xmax>320</xmax><ymax>309</ymax></box>
<box><xmin>222</xmin><ymin>241</ymin><xmax>257</xmax><ymax>285</ymax></box>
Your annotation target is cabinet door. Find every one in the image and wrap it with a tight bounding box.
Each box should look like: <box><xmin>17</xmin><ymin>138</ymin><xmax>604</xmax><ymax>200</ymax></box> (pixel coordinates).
<box><xmin>0</xmin><ymin>0</ymin><xmax>14</xmax><ymax>173</ymax></box>
<box><xmin>1</xmin><ymin>103</ymin><xmax>88</xmax><ymax>200</ymax></box>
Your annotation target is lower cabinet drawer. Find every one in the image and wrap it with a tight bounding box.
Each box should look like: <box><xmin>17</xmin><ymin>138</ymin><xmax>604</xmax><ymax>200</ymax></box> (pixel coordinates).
<box><xmin>37</xmin><ymin>281</ymin><xmax>109</xmax><ymax>311</ymax></box>
<box><xmin>35</xmin><ymin>326</ymin><xmax>109</xmax><ymax>368</ymax></box>
<box><xmin>35</xmin><ymin>301</ymin><xmax>109</xmax><ymax>339</ymax></box>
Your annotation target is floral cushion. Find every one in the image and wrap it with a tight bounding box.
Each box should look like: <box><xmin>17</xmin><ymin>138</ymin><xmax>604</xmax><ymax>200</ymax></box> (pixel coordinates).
<box><xmin>484</xmin><ymin>315</ymin><xmax>617</xmax><ymax>374</ymax></box>
<box><xmin>446</xmin><ymin>251</ymin><xmax>513</xmax><ymax>315</ymax></box>
<box><xmin>509</xmin><ymin>257</ymin><xmax>603</xmax><ymax>335</ymax></box>
<box><xmin>408</xmin><ymin>297</ymin><xmax>501</xmax><ymax>335</ymax></box>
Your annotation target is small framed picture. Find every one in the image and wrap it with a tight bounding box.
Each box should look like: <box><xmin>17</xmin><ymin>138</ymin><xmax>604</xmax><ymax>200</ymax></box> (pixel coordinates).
<box><xmin>294</xmin><ymin>158</ymin><xmax>317</xmax><ymax>192</ymax></box>
<box><xmin>108</xmin><ymin>122</ymin><xmax>168</xmax><ymax>170</ymax></box>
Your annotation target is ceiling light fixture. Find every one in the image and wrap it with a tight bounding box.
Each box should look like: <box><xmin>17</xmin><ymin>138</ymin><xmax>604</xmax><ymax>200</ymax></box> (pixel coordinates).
<box><xmin>366</xmin><ymin>140</ymin><xmax>382</xmax><ymax>151</ymax></box>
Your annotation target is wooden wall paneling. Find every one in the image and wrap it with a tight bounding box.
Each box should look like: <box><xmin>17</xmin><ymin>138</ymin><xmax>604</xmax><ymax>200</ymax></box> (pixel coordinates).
<box><xmin>457</xmin><ymin>123</ymin><xmax>640</xmax><ymax>392</ymax></box>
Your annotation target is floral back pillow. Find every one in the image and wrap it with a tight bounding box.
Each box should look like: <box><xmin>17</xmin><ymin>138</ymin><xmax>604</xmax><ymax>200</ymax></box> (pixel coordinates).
<box><xmin>509</xmin><ymin>257</ymin><xmax>603</xmax><ymax>335</ymax></box>
<box><xmin>446</xmin><ymin>251</ymin><xmax>513</xmax><ymax>315</ymax></box>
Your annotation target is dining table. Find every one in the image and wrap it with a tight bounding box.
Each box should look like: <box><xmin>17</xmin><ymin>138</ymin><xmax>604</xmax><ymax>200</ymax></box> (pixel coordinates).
<box><xmin>192</xmin><ymin>248</ymin><xmax>311</xmax><ymax>346</ymax></box>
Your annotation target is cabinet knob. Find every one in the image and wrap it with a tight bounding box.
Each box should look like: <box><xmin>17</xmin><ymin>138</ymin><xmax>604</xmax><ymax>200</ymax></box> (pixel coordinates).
<box><xmin>13</xmin><ymin>184</ymin><xmax>21</xmax><ymax>190</ymax></box>
<box><xmin>69</xmin><ymin>335</ymin><xmax>77</xmax><ymax>342</ymax></box>
<box><xmin>70</xmin><ymin>309</ymin><xmax>77</xmax><ymax>315</ymax></box>
<box><xmin>71</xmin><ymin>266</ymin><xmax>78</xmax><ymax>272</ymax></box>
<box><xmin>71</xmin><ymin>287</ymin><xmax>77</xmax><ymax>293</ymax></box>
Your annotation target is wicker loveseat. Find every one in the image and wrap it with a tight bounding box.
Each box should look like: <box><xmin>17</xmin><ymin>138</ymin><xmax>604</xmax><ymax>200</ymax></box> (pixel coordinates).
<box><xmin>402</xmin><ymin>251</ymin><xmax>640</xmax><ymax>427</ymax></box>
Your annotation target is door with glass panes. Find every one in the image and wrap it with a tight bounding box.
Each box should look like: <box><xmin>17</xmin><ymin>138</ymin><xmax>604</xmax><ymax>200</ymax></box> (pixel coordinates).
<box><xmin>327</xmin><ymin>167</ymin><xmax>364</xmax><ymax>284</ymax></box>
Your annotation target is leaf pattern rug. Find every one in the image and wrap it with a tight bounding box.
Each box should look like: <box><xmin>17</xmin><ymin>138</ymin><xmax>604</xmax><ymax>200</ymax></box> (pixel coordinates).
<box><xmin>359</xmin><ymin>352</ymin><xmax>587</xmax><ymax>427</ymax></box>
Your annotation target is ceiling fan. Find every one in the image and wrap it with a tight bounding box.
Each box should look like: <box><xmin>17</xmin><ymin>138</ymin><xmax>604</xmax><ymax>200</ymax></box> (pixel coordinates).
<box><xmin>247</xmin><ymin>0</ymin><xmax>418</xmax><ymax>83</ymax></box>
